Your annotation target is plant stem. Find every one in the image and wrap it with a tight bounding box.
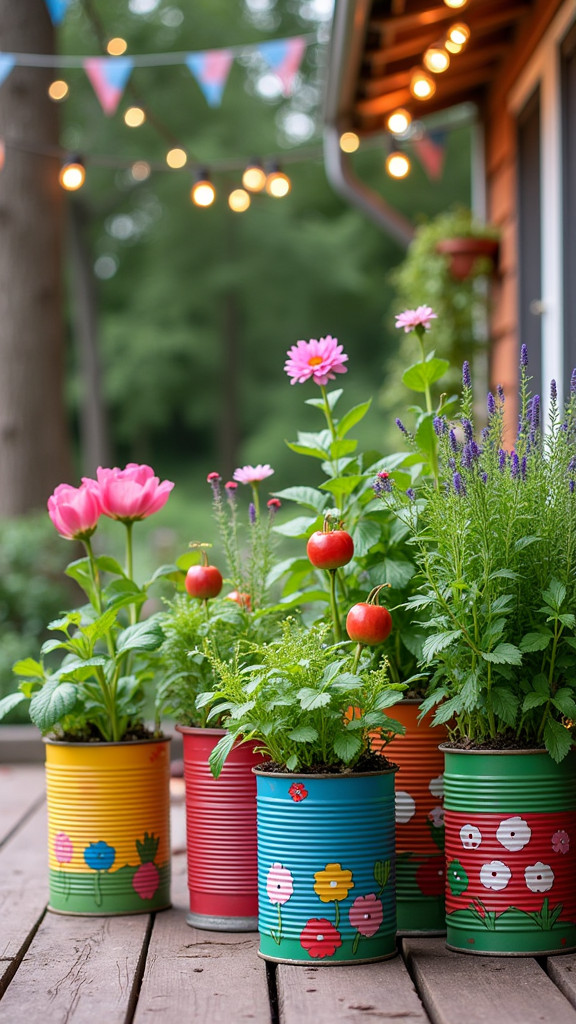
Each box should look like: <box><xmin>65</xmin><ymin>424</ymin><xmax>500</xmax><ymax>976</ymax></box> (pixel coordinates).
<box><xmin>328</xmin><ymin>570</ymin><xmax>342</xmax><ymax>642</ymax></box>
<box><xmin>418</xmin><ymin>335</ymin><xmax>433</xmax><ymax>415</ymax></box>
<box><xmin>352</xmin><ymin>642</ymin><xmax>364</xmax><ymax>675</ymax></box>
<box><xmin>125</xmin><ymin>522</ymin><xmax>137</xmax><ymax>626</ymax></box>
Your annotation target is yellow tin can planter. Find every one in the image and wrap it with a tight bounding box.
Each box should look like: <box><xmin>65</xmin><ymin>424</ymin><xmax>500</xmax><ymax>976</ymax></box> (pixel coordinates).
<box><xmin>46</xmin><ymin>737</ymin><xmax>171</xmax><ymax>915</ymax></box>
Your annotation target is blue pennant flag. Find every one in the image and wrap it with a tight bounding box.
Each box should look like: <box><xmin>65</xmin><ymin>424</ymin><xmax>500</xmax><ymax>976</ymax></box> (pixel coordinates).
<box><xmin>0</xmin><ymin>55</ymin><xmax>15</xmax><ymax>89</ymax></box>
<box><xmin>44</xmin><ymin>0</ymin><xmax>71</xmax><ymax>25</ymax></box>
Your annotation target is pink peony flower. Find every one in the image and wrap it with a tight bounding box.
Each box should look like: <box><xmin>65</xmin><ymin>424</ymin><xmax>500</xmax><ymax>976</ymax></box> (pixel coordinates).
<box><xmin>266</xmin><ymin>862</ymin><xmax>294</xmax><ymax>905</ymax></box>
<box><xmin>54</xmin><ymin>831</ymin><xmax>74</xmax><ymax>864</ymax></box>
<box><xmin>348</xmin><ymin>893</ymin><xmax>384</xmax><ymax>937</ymax></box>
<box><xmin>395</xmin><ymin>306</ymin><xmax>437</xmax><ymax>333</ymax></box>
<box><xmin>284</xmin><ymin>335</ymin><xmax>348</xmax><ymax>386</ymax></box>
<box><xmin>95</xmin><ymin>464</ymin><xmax>173</xmax><ymax>523</ymax></box>
<box><xmin>48</xmin><ymin>481</ymin><xmax>102</xmax><ymax>541</ymax></box>
<box><xmin>552</xmin><ymin>829</ymin><xmax>570</xmax><ymax>854</ymax></box>
<box><xmin>233</xmin><ymin>464</ymin><xmax>274</xmax><ymax>485</ymax></box>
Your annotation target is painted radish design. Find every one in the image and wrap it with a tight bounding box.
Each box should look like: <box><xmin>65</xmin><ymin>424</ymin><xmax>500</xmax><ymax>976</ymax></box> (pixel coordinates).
<box><xmin>132</xmin><ymin>832</ymin><xmax>160</xmax><ymax>899</ymax></box>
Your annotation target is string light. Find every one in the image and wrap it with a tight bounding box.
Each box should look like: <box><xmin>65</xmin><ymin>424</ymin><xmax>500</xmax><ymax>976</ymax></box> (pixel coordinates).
<box><xmin>385</xmin><ymin>152</ymin><xmax>410</xmax><ymax>179</ymax></box>
<box><xmin>386</xmin><ymin>109</ymin><xmax>411</xmax><ymax>135</ymax></box>
<box><xmin>59</xmin><ymin>157</ymin><xmax>85</xmax><ymax>191</ymax></box>
<box><xmin>265</xmin><ymin>165</ymin><xmax>291</xmax><ymax>197</ymax></box>
<box><xmin>48</xmin><ymin>80</ymin><xmax>69</xmax><ymax>101</ymax></box>
<box><xmin>443</xmin><ymin>0</ymin><xmax>468</xmax><ymax>8</ymax></box>
<box><xmin>445</xmin><ymin>38</ymin><xmax>463</xmax><ymax>54</ymax></box>
<box><xmin>131</xmin><ymin>161</ymin><xmax>151</xmax><ymax>181</ymax></box>
<box><xmin>447</xmin><ymin>23</ymin><xmax>470</xmax><ymax>46</ymax></box>
<box><xmin>124</xmin><ymin>107</ymin><xmax>146</xmax><ymax>127</ymax></box>
<box><xmin>166</xmin><ymin>147</ymin><xmax>187</xmax><ymax>169</ymax></box>
<box><xmin>242</xmin><ymin>161</ymin><xmax>267</xmax><ymax>192</ymax></box>
<box><xmin>339</xmin><ymin>131</ymin><xmax>360</xmax><ymax>153</ymax></box>
<box><xmin>228</xmin><ymin>188</ymin><xmax>251</xmax><ymax>212</ymax></box>
<box><xmin>410</xmin><ymin>69</ymin><xmax>436</xmax><ymax>100</ymax></box>
<box><xmin>423</xmin><ymin>46</ymin><xmax>450</xmax><ymax>74</ymax></box>
<box><xmin>107</xmin><ymin>38</ymin><xmax>128</xmax><ymax>56</ymax></box>
<box><xmin>191</xmin><ymin>172</ymin><xmax>216</xmax><ymax>207</ymax></box>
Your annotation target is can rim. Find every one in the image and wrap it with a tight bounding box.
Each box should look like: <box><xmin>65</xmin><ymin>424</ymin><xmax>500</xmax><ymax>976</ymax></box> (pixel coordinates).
<box><xmin>439</xmin><ymin>744</ymin><xmax>549</xmax><ymax>756</ymax></box>
<box><xmin>176</xmin><ymin>724</ymin><xmax>226</xmax><ymax>737</ymax></box>
<box><xmin>43</xmin><ymin>735</ymin><xmax>171</xmax><ymax>747</ymax></box>
<box><xmin>252</xmin><ymin>764</ymin><xmax>399</xmax><ymax>779</ymax></box>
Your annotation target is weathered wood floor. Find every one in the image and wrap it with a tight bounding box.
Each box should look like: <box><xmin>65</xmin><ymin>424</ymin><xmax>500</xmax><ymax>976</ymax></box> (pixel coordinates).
<box><xmin>2</xmin><ymin>763</ymin><xmax>576</xmax><ymax>1023</ymax></box>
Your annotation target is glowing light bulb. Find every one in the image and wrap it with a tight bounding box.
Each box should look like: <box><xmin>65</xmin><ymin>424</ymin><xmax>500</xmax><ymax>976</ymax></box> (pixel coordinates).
<box><xmin>59</xmin><ymin>160</ymin><xmax>85</xmax><ymax>191</ymax></box>
<box><xmin>444</xmin><ymin>0</ymin><xmax>468</xmax><ymax>8</ymax></box>
<box><xmin>107</xmin><ymin>37</ymin><xmax>127</xmax><ymax>55</ymax></box>
<box><xmin>385</xmin><ymin>152</ymin><xmax>410</xmax><ymax>179</ymax></box>
<box><xmin>166</xmin><ymin>148</ymin><xmax>187</xmax><ymax>169</ymax></box>
<box><xmin>445</xmin><ymin>38</ymin><xmax>463</xmax><ymax>54</ymax></box>
<box><xmin>386</xmin><ymin>109</ymin><xmax>411</xmax><ymax>135</ymax></box>
<box><xmin>191</xmin><ymin>179</ymin><xmax>216</xmax><ymax>207</ymax></box>
<box><xmin>48</xmin><ymin>80</ymin><xmax>69</xmax><ymax>101</ymax></box>
<box><xmin>448</xmin><ymin>22</ymin><xmax>470</xmax><ymax>45</ymax></box>
<box><xmin>265</xmin><ymin>169</ymin><xmax>291</xmax><ymax>198</ymax></box>
<box><xmin>339</xmin><ymin>131</ymin><xmax>360</xmax><ymax>153</ymax></box>
<box><xmin>242</xmin><ymin>163</ymin><xmax>267</xmax><ymax>192</ymax></box>
<box><xmin>131</xmin><ymin>161</ymin><xmax>151</xmax><ymax>182</ymax></box>
<box><xmin>410</xmin><ymin>69</ymin><xmax>436</xmax><ymax>100</ymax></box>
<box><xmin>124</xmin><ymin>106</ymin><xmax>146</xmax><ymax>128</ymax></box>
<box><xmin>228</xmin><ymin>188</ymin><xmax>251</xmax><ymax>212</ymax></box>
<box><xmin>423</xmin><ymin>46</ymin><xmax>450</xmax><ymax>73</ymax></box>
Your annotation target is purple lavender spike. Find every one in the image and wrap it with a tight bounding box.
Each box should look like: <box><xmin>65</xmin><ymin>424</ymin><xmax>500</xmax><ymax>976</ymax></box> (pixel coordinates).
<box><xmin>487</xmin><ymin>392</ymin><xmax>496</xmax><ymax>415</ymax></box>
<box><xmin>462</xmin><ymin>418</ymin><xmax>473</xmax><ymax>442</ymax></box>
<box><xmin>449</xmin><ymin>430</ymin><xmax>459</xmax><ymax>453</ymax></box>
<box><xmin>453</xmin><ymin>472</ymin><xmax>466</xmax><ymax>496</ymax></box>
<box><xmin>462</xmin><ymin>361</ymin><xmax>471</xmax><ymax>389</ymax></box>
<box><xmin>520</xmin><ymin>344</ymin><xmax>528</xmax><ymax>368</ymax></box>
<box><xmin>510</xmin><ymin>451</ymin><xmax>520</xmax><ymax>479</ymax></box>
<box><xmin>249</xmin><ymin>502</ymin><xmax>257</xmax><ymax>524</ymax></box>
<box><xmin>550</xmin><ymin>379</ymin><xmax>557</xmax><ymax>402</ymax></box>
<box><xmin>396</xmin><ymin>418</ymin><xmax>408</xmax><ymax>435</ymax></box>
<box><xmin>498</xmin><ymin>449</ymin><xmax>507</xmax><ymax>472</ymax></box>
<box><xmin>406</xmin><ymin>488</ymin><xmax>416</xmax><ymax>501</ymax></box>
<box><xmin>497</xmin><ymin>384</ymin><xmax>505</xmax><ymax>403</ymax></box>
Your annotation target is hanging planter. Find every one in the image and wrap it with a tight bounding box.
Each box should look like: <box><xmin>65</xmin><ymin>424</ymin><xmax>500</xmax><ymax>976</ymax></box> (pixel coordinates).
<box><xmin>376</xmin><ymin>700</ymin><xmax>447</xmax><ymax>934</ymax></box>
<box><xmin>255</xmin><ymin>765</ymin><xmax>398</xmax><ymax>965</ymax></box>
<box><xmin>178</xmin><ymin>725</ymin><xmax>262</xmax><ymax>931</ymax></box>
<box><xmin>443</xmin><ymin>747</ymin><xmax>576</xmax><ymax>956</ymax></box>
<box><xmin>46</xmin><ymin>737</ymin><xmax>171</xmax><ymax>916</ymax></box>
<box><xmin>435</xmin><ymin>236</ymin><xmax>499</xmax><ymax>280</ymax></box>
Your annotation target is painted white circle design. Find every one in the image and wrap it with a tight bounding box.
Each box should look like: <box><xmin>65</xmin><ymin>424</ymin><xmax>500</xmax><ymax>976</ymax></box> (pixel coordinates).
<box><xmin>496</xmin><ymin>816</ymin><xmax>532</xmax><ymax>852</ymax></box>
<box><xmin>429</xmin><ymin>775</ymin><xmax>444</xmax><ymax>798</ymax></box>
<box><xmin>395</xmin><ymin>791</ymin><xmax>416</xmax><ymax>824</ymax></box>
<box><xmin>428</xmin><ymin>806</ymin><xmax>445</xmax><ymax>828</ymax></box>
<box><xmin>480</xmin><ymin>860</ymin><xmax>511</xmax><ymax>891</ymax></box>
<box><xmin>460</xmin><ymin>824</ymin><xmax>482</xmax><ymax>849</ymax></box>
<box><xmin>524</xmin><ymin>862</ymin><xmax>554</xmax><ymax>893</ymax></box>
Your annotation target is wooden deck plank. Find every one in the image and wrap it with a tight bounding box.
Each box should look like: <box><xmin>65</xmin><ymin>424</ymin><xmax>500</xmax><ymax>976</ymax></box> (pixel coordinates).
<box><xmin>0</xmin><ymin>801</ymin><xmax>48</xmax><ymax>987</ymax></box>
<box><xmin>547</xmin><ymin>955</ymin><xmax>576</xmax><ymax>1011</ymax></box>
<box><xmin>277</xmin><ymin>953</ymin><xmax>431</xmax><ymax>1024</ymax></box>
<box><xmin>404</xmin><ymin>937</ymin><xmax>576</xmax><ymax>1024</ymax></box>
<box><xmin>0</xmin><ymin>911</ymin><xmax>150</xmax><ymax>1023</ymax></box>
<box><xmin>0</xmin><ymin>764</ymin><xmax>45</xmax><ymax>845</ymax></box>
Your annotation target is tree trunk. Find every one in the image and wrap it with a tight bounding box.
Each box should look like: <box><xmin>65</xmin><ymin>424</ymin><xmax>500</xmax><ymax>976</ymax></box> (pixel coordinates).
<box><xmin>0</xmin><ymin>0</ymin><xmax>72</xmax><ymax>515</ymax></box>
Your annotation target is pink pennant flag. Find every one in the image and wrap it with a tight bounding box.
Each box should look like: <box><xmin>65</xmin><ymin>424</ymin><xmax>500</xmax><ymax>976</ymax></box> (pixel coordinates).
<box><xmin>258</xmin><ymin>36</ymin><xmax>306</xmax><ymax>97</ymax></box>
<box><xmin>84</xmin><ymin>56</ymin><xmax>133</xmax><ymax>116</ymax></box>
<box><xmin>412</xmin><ymin>130</ymin><xmax>446</xmax><ymax>181</ymax></box>
<box><xmin>0</xmin><ymin>139</ymin><xmax>5</xmax><ymax>173</ymax></box>
<box><xmin>186</xmin><ymin>49</ymin><xmax>233</xmax><ymax>107</ymax></box>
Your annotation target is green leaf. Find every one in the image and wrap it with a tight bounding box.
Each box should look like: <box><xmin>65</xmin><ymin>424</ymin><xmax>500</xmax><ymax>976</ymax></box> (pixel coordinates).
<box><xmin>329</xmin><ymin>439</ymin><xmax>358</xmax><ymax>459</ymax></box>
<box><xmin>95</xmin><ymin>555</ymin><xmax>127</xmax><ymax>576</ymax></box>
<box><xmin>297</xmin><ymin>687</ymin><xmax>331</xmax><ymax>710</ymax></box>
<box><xmin>13</xmin><ymin>657</ymin><xmax>45</xmax><ymax>678</ymax></box>
<box><xmin>273</xmin><ymin>516</ymin><xmax>317</xmax><ymax>538</ymax></box>
<box><xmin>305</xmin><ymin>388</ymin><xmax>343</xmax><ymax>411</ymax></box>
<box><xmin>333</xmin><ymin>730</ymin><xmax>362</xmax><ymax>762</ymax></box>
<box><xmin>519</xmin><ymin>632</ymin><xmax>553</xmax><ymax>653</ymax></box>
<box><xmin>382</xmin><ymin>558</ymin><xmax>417</xmax><ymax>590</ymax></box>
<box><xmin>351</xmin><ymin>520</ymin><xmax>381</xmax><ymax>558</ymax></box>
<box><xmin>320</xmin><ymin>475</ymin><xmax>366</xmax><ymax>497</ymax></box>
<box><xmin>287</xmin><ymin>725</ymin><xmax>319</xmax><ymax>742</ymax></box>
<box><xmin>414</xmin><ymin>413</ymin><xmax>437</xmax><ymax>463</ymax></box>
<box><xmin>146</xmin><ymin>563</ymin><xmax>180</xmax><ymax>585</ymax></box>
<box><xmin>266</xmin><ymin>557</ymin><xmax>310</xmax><ymax>587</ymax></box>
<box><xmin>544</xmin><ymin>718</ymin><xmax>573</xmax><ymax>763</ymax></box>
<box><xmin>0</xmin><ymin>691</ymin><xmax>28</xmax><ymax>720</ymax></box>
<box><xmin>481</xmin><ymin>643</ymin><xmax>522</xmax><ymax>666</ymax></box>
<box><xmin>422</xmin><ymin>630</ymin><xmax>461</xmax><ymax>661</ymax></box>
<box><xmin>559</xmin><ymin>614</ymin><xmax>576</xmax><ymax>629</ymax></box>
<box><xmin>116</xmin><ymin>618</ymin><xmax>165</xmax><ymax>654</ymax></box>
<box><xmin>433</xmin><ymin>694</ymin><xmax>464</xmax><ymax>725</ymax></box>
<box><xmin>552</xmin><ymin>689</ymin><xmax>576</xmax><ymax>719</ymax></box>
<box><xmin>285</xmin><ymin>441</ymin><xmax>328</xmax><ymax>460</ymax></box>
<box><xmin>402</xmin><ymin>358</ymin><xmax>450</xmax><ymax>392</ymax></box>
<box><xmin>337</xmin><ymin>399</ymin><xmax>372</xmax><ymax>439</ymax></box>
<box><xmin>489</xmin><ymin>569</ymin><xmax>519</xmax><ymax>581</ymax></box>
<box><xmin>272</xmin><ymin>487</ymin><xmax>327</xmax><ymax>512</ymax></box>
<box><xmin>490</xmin><ymin>688</ymin><xmax>519</xmax><ymax>727</ymax></box>
<box><xmin>522</xmin><ymin>692</ymin><xmax>549</xmax><ymax>712</ymax></box>
<box><xmin>286</xmin><ymin>754</ymin><xmax>299</xmax><ymax>771</ymax></box>
<box><xmin>514</xmin><ymin>536</ymin><xmax>541</xmax><ymax>552</ymax></box>
<box><xmin>29</xmin><ymin>678</ymin><xmax>78</xmax><ymax>732</ymax></box>
<box><xmin>208</xmin><ymin>731</ymin><xmax>237</xmax><ymax>778</ymax></box>
<box><xmin>542</xmin><ymin>580</ymin><xmax>567</xmax><ymax>611</ymax></box>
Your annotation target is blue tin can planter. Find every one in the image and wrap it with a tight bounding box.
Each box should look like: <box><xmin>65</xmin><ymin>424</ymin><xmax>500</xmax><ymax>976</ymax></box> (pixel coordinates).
<box><xmin>254</xmin><ymin>767</ymin><xmax>398</xmax><ymax>965</ymax></box>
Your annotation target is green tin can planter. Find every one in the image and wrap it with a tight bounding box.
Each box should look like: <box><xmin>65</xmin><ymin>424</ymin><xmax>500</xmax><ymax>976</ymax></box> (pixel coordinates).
<box><xmin>255</xmin><ymin>766</ymin><xmax>398</xmax><ymax>965</ymax></box>
<box><xmin>443</xmin><ymin>747</ymin><xmax>576</xmax><ymax>955</ymax></box>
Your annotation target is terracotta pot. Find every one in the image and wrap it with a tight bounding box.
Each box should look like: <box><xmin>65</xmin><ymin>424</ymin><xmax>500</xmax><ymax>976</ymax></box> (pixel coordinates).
<box><xmin>436</xmin><ymin>236</ymin><xmax>499</xmax><ymax>280</ymax></box>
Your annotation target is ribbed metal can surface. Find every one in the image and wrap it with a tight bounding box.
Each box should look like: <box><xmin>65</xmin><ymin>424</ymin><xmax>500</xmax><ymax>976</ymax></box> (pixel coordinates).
<box><xmin>443</xmin><ymin>748</ymin><xmax>576</xmax><ymax>955</ymax></box>
<box><xmin>179</xmin><ymin>726</ymin><xmax>262</xmax><ymax>930</ymax></box>
<box><xmin>46</xmin><ymin>737</ymin><xmax>171</xmax><ymax>915</ymax></box>
<box><xmin>255</xmin><ymin>767</ymin><xmax>398</xmax><ymax>965</ymax></box>
<box><xmin>380</xmin><ymin>701</ymin><xmax>447</xmax><ymax>934</ymax></box>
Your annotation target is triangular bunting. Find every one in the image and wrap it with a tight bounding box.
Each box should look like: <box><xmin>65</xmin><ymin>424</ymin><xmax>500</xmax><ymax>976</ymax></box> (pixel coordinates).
<box><xmin>84</xmin><ymin>57</ymin><xmax>133</xmax><ymax>116</ymax></box>
<box><xmin>0</xmin><ymin>139</ymin><xmax>5</xmax><ymax>173</ymax></box>
<box><xmin>412</xmin><ymin>129</ymin><xmax>446</xmax><ymax>181</ymax></box>
<box><xmin>0</xmin><ymin>55</ymin><xmax>15</xmax><ymax>90</ymax></box>
<box><xmin>44</xmin><ymin>0</ymin><xmax>71</xmax><ymax>24</ymax></box>
<box><xmin>186</xmin><ymin>49</ymin><xmax>233</xmax><ymax>108</ymax></box>
<box><xmin>257</xmin><ymin>36</ymin><xmax>306</xmax><ymax>97</ymax></box>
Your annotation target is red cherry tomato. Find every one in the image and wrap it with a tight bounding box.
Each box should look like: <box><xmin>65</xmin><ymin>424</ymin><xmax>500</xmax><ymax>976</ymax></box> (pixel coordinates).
<box><xmin>226</xmin><ymin>590</ymin><xmax>252</xmax><ymax>611</ymax></box>
<box><xmin>346</xmin><ymin>602</ymin><xmax>392</xmax><ymax>645</ymax></box>
<box><xmin>307</xmin><ymin>529</ymin><xmax>354</xmax><ymax>570</ymax></box>
<box><xmin>185</xmin><ymin>564</ymin><xmax>223</xmax><ymax>600</ymax></box>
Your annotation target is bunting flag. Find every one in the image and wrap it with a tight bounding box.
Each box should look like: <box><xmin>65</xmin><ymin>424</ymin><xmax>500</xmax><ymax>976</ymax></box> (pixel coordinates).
<box><xmin>185</xmin><ymin>49</ymin><xmax>234</xmax><ymax>108</ymax></box>
<box><xmin>0</xmin><ymin>139</ymin><xmax>5</xmax><ymax>173</ymax></box>
<box><xmin>84</xmin><ymin>57</ymin><xmax>133</xmax><ymax>116</ymax></box>
<box><xmin>257</xmin><ymin>36</ymin><xmax>306</xmax><ymax>97</ymax></box>
<box><xmin>44</xmin><ymin>0</ymin><xmax>71</xmax><ymax>25</ymax></box>
<box><xmin>412</xmin><ymin>129</ymin><xmax>446</xmax><ymax>181</ymax></box>
<box><xmin>0</xmin><ymin>55</ymin><xmax>15</xmax><ymax>90</ymax></box>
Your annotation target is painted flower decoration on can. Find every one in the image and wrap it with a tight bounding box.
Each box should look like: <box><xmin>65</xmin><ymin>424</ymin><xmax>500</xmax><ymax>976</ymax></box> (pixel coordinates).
<box><xmin>460</xmin><ymin>823</ymin><xmax>482</xmax><ymax>849</ymax></box>
<box><xmin>47</xmin><ymin>481</ymin><xmax>102</xmax><ymax>541</ymax></box>
<box><xmin>300</xmin><ymin>918</ymin><xmax>342</xmax><ymax>959</ymax></box>
<box><xmin>394</xmin><ymin>306</ymin><xmax>437</xmax><ymax>333</ymax></box>
<box><xmin>447</xmin><ymin>859</ymin><xmax>469</xmax><ymax>896</ymax></box>
<box><xmin>233</xmin><ymin>464</ymin><xmax>275</xmax><ymax>485</ymax></box>
<box><xmin>525</xmin><ymin>862</ymin><xmax>555</xmax><ymax>893</ymax></box>
<box><xmin>395</xmin><ymin>791</ymin><xmax>416</xmax><ymax>824</ymax></box>
<box><xmin>96</xmin><ymin>463</ymin><xmax>174</xmax><ymax>523</ymax></box>
<box><xmin>288</xmin><ymin>782</ymin><xmax>308</xmax><ymax>803</ymax></box>
<box><xmin>313</xmin><ymin>863</ymin><xmax>354</xmax><ymax>903</ymax></box>
<box><xmin>496</xmin><ymin>816</ymin><xmax>531</xmax><ymax>852</ymax></box>
<box><xmin>416</xmin><ymin>858</ymin><xmax>445</xmax><ymax>897</ymax></box>
<box><xmin>266</xmin><ymin>863</ymin><xmax>294</xmax><ymax>905</ymax></box>
<box><xmin>428</xmin><ymin>807</ymin><xmax>445</xmax><ymax>828</ymax></box>
<box><xmin>348</xmin><ymin>894</ymin><xmax>384</xmax><ymax>937</ymax></box>
<box><xmin>83</xmin><ymin>841</ymin><xmax>116</xmax><ymax>872</ymax></box>
<box><xmin>284</xmin><ymin>335</ymin><xmax>348</xmax><ymax>387</ymax></box>
<box><xmin>552</xmin><ymin>829</ymin><xmax>570</xmax><ymax>854</ymax></box>
<box><xmin>429</xmin><ymin>775</ymin><xmax>444</xmax><ymax>798</ymax></box>
<box><xmin>480</xmin><ymin>860</ymin><xmax>511</xmax><ymax>891</ymax></box>
<box><xmin>54</xmin><ymin>832</ymin><xmax>74</xmax><ymax>864</ymax></box>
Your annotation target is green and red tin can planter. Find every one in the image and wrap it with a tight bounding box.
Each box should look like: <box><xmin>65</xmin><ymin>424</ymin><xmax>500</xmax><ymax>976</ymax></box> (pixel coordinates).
<box><xmin>443</xmin><ymin>747</ymin><xmax>576</xmax><ymax>956</ymax></box>
<box><xmin>178</xmin><ymin>725</ymin><xmax>262</xmax><ymax>931</ymax></box>
<box><xmin>377</xmin><ymin>700</ymin><xmax>447</xmax><ymax>934</ymax></box>
<box><xmin>46</xmin><ymin>737</ymin><xmax>171</xmax><ymax>916</ymax></box>
<box><xmin>254</xmin><ymin>765</ymin><xmax>398</xmax><ymax>965</ymax></box>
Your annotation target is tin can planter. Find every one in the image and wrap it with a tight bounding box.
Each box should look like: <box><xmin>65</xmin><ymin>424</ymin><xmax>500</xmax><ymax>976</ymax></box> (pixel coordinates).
<box><xmin>178</xmin><ymin>725</ymin><xmax>262</xmax><ymax>931</ymax></box>
<box><xmin>46</xmin><ymin>737</ymin><xmax>171</xmax><ymax>915</ymax></box>
<box><xmin>378</xmin><ymin>700</ymin><xmax>447</xmax><ymax>934</ymax></box>
<box><xmin>443</xmin><ymin>747</ymin><xmax>576</xmax><ymax>955</ymax></box>
<box><xmin>255</xmin><ymin>766</ymin><xmax>398</xmax><ymax>965</ymax></box>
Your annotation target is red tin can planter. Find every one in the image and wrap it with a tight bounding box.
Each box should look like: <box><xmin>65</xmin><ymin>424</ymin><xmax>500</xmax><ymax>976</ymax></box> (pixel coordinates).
<box><xmin>178</xmin><ymin>725</ymin><xmax>263</xmax><ymax>931</ymax></box>
<box><xmin>443</xmin><ymin>747</ymin><xmax>576</xmax><ymax>955</ymax></box>
<box><xmin>376</xmin><ymin>700</ymin><xmax>447</xmax><ymax>934</ymax></box>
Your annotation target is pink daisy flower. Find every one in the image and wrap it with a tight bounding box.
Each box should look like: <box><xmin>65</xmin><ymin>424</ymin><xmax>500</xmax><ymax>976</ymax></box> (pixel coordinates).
<box><xmin>233</xmin><ymin>464</ymin><xmax>274</xmax><ymax>485</ymax></box>
<box><xmin>284</xmin><ymin>335</ymin><xmax>348</xmax><ymax>386</ymax></box>
<box><xmin>395</xmin><ymin>306</ymin><xmax>437</xmax><ymax>333</ymax></box>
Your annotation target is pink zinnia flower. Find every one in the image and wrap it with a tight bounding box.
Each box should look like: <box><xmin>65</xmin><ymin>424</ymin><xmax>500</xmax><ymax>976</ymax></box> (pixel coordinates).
<box><xmin>95</xmin><ymin>464</ymin><xmax>173</xmax><ymax>523</ymax></box>
<box><xmin>395</xmin><ymin>306</ymin><xmax>437</xmax><ymax>333</ymax></box>
<box><xmin>348</xmin><ymin>893</ymin><xmax>383</xmax><ymax>937</ymax></box>
<box><xmin>54</xmin><ymin>832</ymin><xmax>74</xmax><ymax>864</ymax></box>
<box><xmin>266</xmin><ymin>863</ymin><xmax>294</xmax><ymax>905</ymax></box>
<box><xmin>47</xmin><ymin>481</ymin><xmax>102</xmax><ymax>541</ymax></box>
<box><xmin>284</xmin><ymin>335</ymin><xmax>348</xmax><ymax>386</ymax></box>
<box><xmin>233</xmin><ymin>464</ymin><xmax>274</xmax><ymax>485</ymax></box>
